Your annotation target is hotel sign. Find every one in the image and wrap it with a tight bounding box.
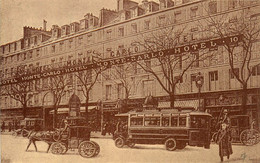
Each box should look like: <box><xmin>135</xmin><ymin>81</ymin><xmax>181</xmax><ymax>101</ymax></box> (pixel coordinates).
<box><xmin>0</xmin><ymin>35</ymin><xmax>242</xmax><ymax>86</ymax></box>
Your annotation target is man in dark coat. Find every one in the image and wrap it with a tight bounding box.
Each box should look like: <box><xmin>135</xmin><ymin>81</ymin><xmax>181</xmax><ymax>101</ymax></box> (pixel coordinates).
<box><xmin>217</xmin><ymin>111</ymin><xmax>233</xmax><ymax>162</ymax></box>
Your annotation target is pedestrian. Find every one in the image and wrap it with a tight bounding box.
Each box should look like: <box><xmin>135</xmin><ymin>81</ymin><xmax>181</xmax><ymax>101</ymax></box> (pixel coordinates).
<box><xmin>1</xmin><ymin>121</ymin><xmax>5</xmax><ymax>132</ymax></box>
<box><xmin>216</xmin><ymin>110</ymin><xmax>233</xmax><ymax>162</ymax></box>
<box><xmin>8</xmin><ymin>122</ymin><xmax>12</xmax><ymax>132</ymax></box>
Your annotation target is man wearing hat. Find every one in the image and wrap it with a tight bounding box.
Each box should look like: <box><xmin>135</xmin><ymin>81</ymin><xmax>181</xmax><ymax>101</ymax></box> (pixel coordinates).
<box><xmin>216</xmin><ymin>109</ymin><xmax>233</xmax><ymax>162</ymax></box>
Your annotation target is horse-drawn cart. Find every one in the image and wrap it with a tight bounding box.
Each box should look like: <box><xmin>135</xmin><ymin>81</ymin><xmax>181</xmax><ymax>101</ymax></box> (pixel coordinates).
<box><xmin>50</xmin><ymin>118</ymin><xmax>100</xmax><ymax>158</ymax></box>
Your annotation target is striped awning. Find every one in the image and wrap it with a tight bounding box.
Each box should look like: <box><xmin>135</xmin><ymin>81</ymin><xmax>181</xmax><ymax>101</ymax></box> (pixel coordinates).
<box><xmin>158</xmin><ymin>100</ymin><xmax>199</xmax><ymax>108</ymax></box>
<box><xmin>49</xmin><ymin>106</ymin><xmax>96</xmax><ymax>114</ymax></box>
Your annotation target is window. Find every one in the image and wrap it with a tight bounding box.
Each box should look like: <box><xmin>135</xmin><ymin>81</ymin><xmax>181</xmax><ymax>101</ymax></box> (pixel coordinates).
<box><xmin>174</xmin><ymin>76</ymin><xmax>183</xmax><ymax>83</ymax></box>
<box><xmin>106</xmin><ymin>85</ymin><xmax>112</xmax><ymax>100</ymax></box>
<box><xmin>171</xmin><ymin>116</ymin><xmax>178</xmax><ymax>126</ymax></box>
<box><xmin>36</xmin><ymin>49</ymin><xmax>40</xmax><ymax>57</ymax></box>
<box><xmin>209</xmin><ymin>71</ymin><xmax>218</xmax><ymax>91</ymax></box>
<box><xmin>174</xmin><ymin>11</ymin><xmax>181</xmax><ymax>23</ymax></box>
<box><xmin>117</xmin><ymin>83</ymin><xmax>124</xmax><ymax>99</ymax></box>
<box><xmin>190</xmin><ymin>6</ymin><xmax>198</xmax><ymax>18</ymax></box>
<box><xmin>228</xmin><ymin>0</ymin><xmax>237</xmax><ymax>9</ymax></box>
<box><xmin>192</xmin><ymin>51</ymin><xmax>199</xmax><ymax>68</ymax></box>
<box><xmin>14</xmin><ymin>42</ymin><xmax>17</xmax><ymax>51</ymax></box>
<box><xmin>118</xmin><ymin>27</ymin><xmax>124</xmax><ymax>37</ymax></box>
<box><xmin>51</xmin><ymin>45</ymin><xmax>55</xmax><ymax>53</ymax></box>
<box><xmin>60</xmin><ymin>41</ymin><xmax>64</xmax><ymax>51</ymax></box>
<box><xmin>208</xmin><ymin>1</ymin><xmax>217</xmax><ymax>15</ymax></box>
<box><xmin>29</xmin><ymin>51</ymin><xmax>33</xmax><ymax>59</ymax></box>
<box><xmin>144</xmin><ymin>20</ymin><xmax>150</xmax><ymax>30</ymax></box>
<box><xmin>68</xmin><ymin>74</ymin><xmax>73</xmax><ymax>85</ymax></box>
<box><xmin>145</xmin><ymin>60</ymin><xmax>151</xmax><ymax>69</ymax></box>
<box><xmin>106</xmin><ymin>30</ymin><xmax>112</xmax><ymax>39</ymax></box>
<box><xmin>230</xmin><ymin>68</ymin><xmax>239</xmax><ymax>79</ymax></box>
<box><xmin>209</xmin><ymin>71</ymin><xmax>218</xmax><ymax>81</ymax></box>
<box><xmin>130</xmin><ymin>117</ymin><xmax>143</xmax><ymax>126</ymax></box>
<box><xmin>162</xmin><ymin>117</ymin><xmax>170</xmax><ymax>126</ymax></box>
<box><xmin>144</xmin><ymin>117</ymin><xmax>160</xmax><ymax>126</ymax></box>
<box><xmin>252</xmin><ymin>64</ymin><xmax>260</xmax><ymax>76</ymax></box>
<box><xmin>68</xmin><ymin>38</ymin><xmax>73</xmax><ymax>48</ymax></box>
<box><xmin>131</xmin><ymin>23</ymin><xmax>137</xmax><ymax>33</ymax></box>
<box><xmin>158</xmin><ymin>15</ymin><xmax>166</xmax><ymax>26</ymax></box>
<box><xmin>42</xmin><ymin>78</ymin><xmax>48</xmax><ymax>89</ymax></box>
<box><xmin>78</xmin><ymin>36</ymin><xmax>83</xmax><ymax>45</ymax></box>
<box><xmin>179</xmin><ymin>117</ymin><xmax>186</xmax><ymax>127</ymax></box>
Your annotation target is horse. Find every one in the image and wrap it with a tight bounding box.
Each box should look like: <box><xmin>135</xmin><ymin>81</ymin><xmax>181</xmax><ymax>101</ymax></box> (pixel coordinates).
<box><xmin>26</xmin><ymin>130</ymin><xmax>55</xmax><ymax>153</ymax></box>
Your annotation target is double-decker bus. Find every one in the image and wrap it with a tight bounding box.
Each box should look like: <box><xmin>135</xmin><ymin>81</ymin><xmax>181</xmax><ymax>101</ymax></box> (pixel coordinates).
<box><xmin>113</xmin><ymin>109</ymin><xmax>212</xmax><ymax>151</ymax></box>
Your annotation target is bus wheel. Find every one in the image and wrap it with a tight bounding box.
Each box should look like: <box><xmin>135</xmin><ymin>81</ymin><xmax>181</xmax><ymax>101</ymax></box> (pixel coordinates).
<box><xmin>165</xmin><ymin>138</ymin><xmax>177</xmax><ymax>151</ymax></box>
<box><xmin>115</xmin><ymin>137</ymin><xmax>125</xmax><ymax>148</ymax></box>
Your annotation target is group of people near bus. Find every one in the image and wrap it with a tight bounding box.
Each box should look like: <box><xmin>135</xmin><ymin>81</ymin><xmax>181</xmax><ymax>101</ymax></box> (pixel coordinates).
<box><xmin>101</xmin><ymin>121</ymin><xmax>117</xmax><ymax>136</ymax></box>
<box><xmin>1</xmin><ymin>120</ymin><xmax>20</xmax><ymax>132</ymax></box>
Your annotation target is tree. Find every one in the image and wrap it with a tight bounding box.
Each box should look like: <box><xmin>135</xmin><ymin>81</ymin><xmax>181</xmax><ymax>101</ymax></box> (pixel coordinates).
<box><xmin>2</xmin><ymin>81</ymin><xmax>34</xmax><ymax>119</ymax></box>
<box><xmin>46</xmin><ymin>74</ymin><xmax>70</xmax><ymax>128</ymax></box>
<box><xmin>75</xmin><ymin>67</ymin><xmax>105</xmax><ymax>122</ymax></box>
<box><xmin>200</xmin><ymin>6</ymin><xmax>260</xmax><ymax>114</ymax></box>
<box><xmin>134</xmin><ymin>26</ymin><xmax>214</xmax><ymax>108</ymax></box>
<box><xmin>108</xmin><ymin>63</ymin><xmax>142</xmax><ymax>112</ymax></box>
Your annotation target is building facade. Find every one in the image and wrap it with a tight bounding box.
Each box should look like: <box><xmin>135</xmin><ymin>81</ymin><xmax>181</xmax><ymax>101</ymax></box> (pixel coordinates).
<box><xmin>1</xmin><ymin>0</ymin><xmax>260</xmax><ymax>128</ymax></box>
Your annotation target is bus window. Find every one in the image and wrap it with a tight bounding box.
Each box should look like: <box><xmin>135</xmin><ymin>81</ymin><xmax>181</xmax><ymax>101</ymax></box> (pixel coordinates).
<box><xmin>171</xmin><ymin>117</ymin><xmax>178</xmax><ymax>127</ymax></box>
<box><xmin>130</xmin><ymin>117</ymin><xmax>143</xmax><ymax>126</ymax></box>
<box><xmin>179</xmin><ymin>117</ymin><xmax>186</xmax><ymax>127</ymax></box>
<box><xmin>190</xmin><ymin>116</ymin><xmax>209</xmax><ymax>128</ymax></box>
<box><xmin>162</xmin><ymin>117</ymin><xmax>170</xmax><ymax>126</ymax></box>
<box><xmin>144</xmin><ymin>117</ymin><xmax>160</xmax><ymax>126</ymax></box>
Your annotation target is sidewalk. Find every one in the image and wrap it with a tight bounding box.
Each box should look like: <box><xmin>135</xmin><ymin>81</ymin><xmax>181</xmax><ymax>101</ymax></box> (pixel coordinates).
<box><xmin>90</xmin><ymin>131</ymin><xmax>113</xmax><ymax>139</ymax></box>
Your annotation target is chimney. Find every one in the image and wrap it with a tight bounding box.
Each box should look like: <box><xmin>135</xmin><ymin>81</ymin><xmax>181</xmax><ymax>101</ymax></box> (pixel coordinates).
<box><xmin>43</xmin><ymin>20</ymin><xmax>47</xmax><ymax>31</ymax></box>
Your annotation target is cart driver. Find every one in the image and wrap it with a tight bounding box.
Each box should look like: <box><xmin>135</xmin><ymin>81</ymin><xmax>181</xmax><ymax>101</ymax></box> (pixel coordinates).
<box><xmin>62</xmin><ymin>120</ymin><xmax>69</xmax><ymax>132</ymax></box>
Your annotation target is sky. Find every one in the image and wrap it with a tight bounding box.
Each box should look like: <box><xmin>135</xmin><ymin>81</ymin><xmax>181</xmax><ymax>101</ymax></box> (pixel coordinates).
<box><xmin>0</xmin><ymin>0</ymin><xmax>159</xmax><ymax>45</ymax></box>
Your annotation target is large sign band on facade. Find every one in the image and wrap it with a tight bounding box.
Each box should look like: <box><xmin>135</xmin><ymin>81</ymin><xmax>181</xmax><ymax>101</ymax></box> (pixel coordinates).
<box><xmin>0</xmin><ymin>35</ymin><xmax>242</xmax><ymax>86</ymax></box>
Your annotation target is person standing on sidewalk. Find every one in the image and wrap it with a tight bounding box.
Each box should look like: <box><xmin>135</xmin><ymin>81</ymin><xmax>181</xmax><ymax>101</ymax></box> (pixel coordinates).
<box><xmin>216</xmin><ymin>110</ymin><xmax>233</xmax><ymax>162</ymax></box>
<box><xmin>1</xmin><ymin>121</ymin><xmax>5</xmax><ymax>132</ymax></box>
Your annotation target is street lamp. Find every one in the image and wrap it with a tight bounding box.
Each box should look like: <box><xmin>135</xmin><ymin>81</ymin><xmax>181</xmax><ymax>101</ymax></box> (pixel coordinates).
<box><xmin>195</xmin><ymin>72</ymin><xmax>204</xmax><ymax>111</ymax></box>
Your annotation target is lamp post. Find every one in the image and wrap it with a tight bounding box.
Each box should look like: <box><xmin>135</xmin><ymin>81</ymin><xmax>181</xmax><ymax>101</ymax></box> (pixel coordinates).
<box><xmin>195</xmin><ymin>72</ymin><xmax>204</xmax><ymax>111</ymax></box>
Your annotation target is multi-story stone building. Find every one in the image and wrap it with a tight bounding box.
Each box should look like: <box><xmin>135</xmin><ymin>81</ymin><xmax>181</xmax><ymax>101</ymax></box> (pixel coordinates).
<box><xmin>1</xmin><ymin>0</ymin><xmax>260</xmax><ymax>128</ymax></box>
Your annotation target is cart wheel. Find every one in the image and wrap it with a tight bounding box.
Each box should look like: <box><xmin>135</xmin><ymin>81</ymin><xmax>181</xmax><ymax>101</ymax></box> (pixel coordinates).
<box><xmin>165</xmin><ymin>138</ymin><xmax>177</xmax><ymax>151</ymax></box>
<box><xmin>90</xmin><ymin>141</ymin><xmax>100</xmax><ymax>156</ymax></box>
<box><xmin>78</xmin><ymin>141</ymin><xmax>97</xmax><ymax>158</ymax></box>
<box><xmin>115</xmin><ymin>137</ymin><xmax>125</xmax><ymax>148</ymax></box>
<box><xmin>50</xmin><ymin>142</ymin><xmax>66</xmax><ymax>155</ymax></box>
<box><xmin>240</xmin><ymin>129</ymin><xmax>260</xmax><ymax>146</ymax></box>
<box><xmin>127</xmin><ymin>141</ymin><xmax>135</xmax><ymax>148</ymax></box>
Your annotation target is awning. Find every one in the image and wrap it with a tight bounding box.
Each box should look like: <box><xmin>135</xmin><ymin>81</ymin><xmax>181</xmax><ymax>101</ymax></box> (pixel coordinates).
<box><xmin>49</xmin><ymin>106</ymin><xmax>96</xmax><ymax>114</ymax></box>
<box><xmin>158</xmin><ymin>100</ymin><xmax>199</xmax><ymax>108</ymax></box>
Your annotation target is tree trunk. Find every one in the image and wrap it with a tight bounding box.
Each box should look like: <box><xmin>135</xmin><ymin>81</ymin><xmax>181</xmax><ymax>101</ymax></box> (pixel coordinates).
<box><xmin>22</xmin><ymin>104</ymin><xmax>27</xmax><ymax>119</ymax></box>
<box><xmin>85</xmin><ymin>97</ymin><xmax>89</xmax><ymax>123</ymax></box>
<box><xmin>241</xmin><ymin>84</ymin><xmax>248</xmax><ymax>115</ymax></box>
<box><xmin>170</xmin><ymin>93</ymin><xmax>175</xmax><ymax>108</ymax></box>
<box><xmin>53</xmin><ymin>107</ymin><xmax>57</xmax><ymax>129</ymax></box>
